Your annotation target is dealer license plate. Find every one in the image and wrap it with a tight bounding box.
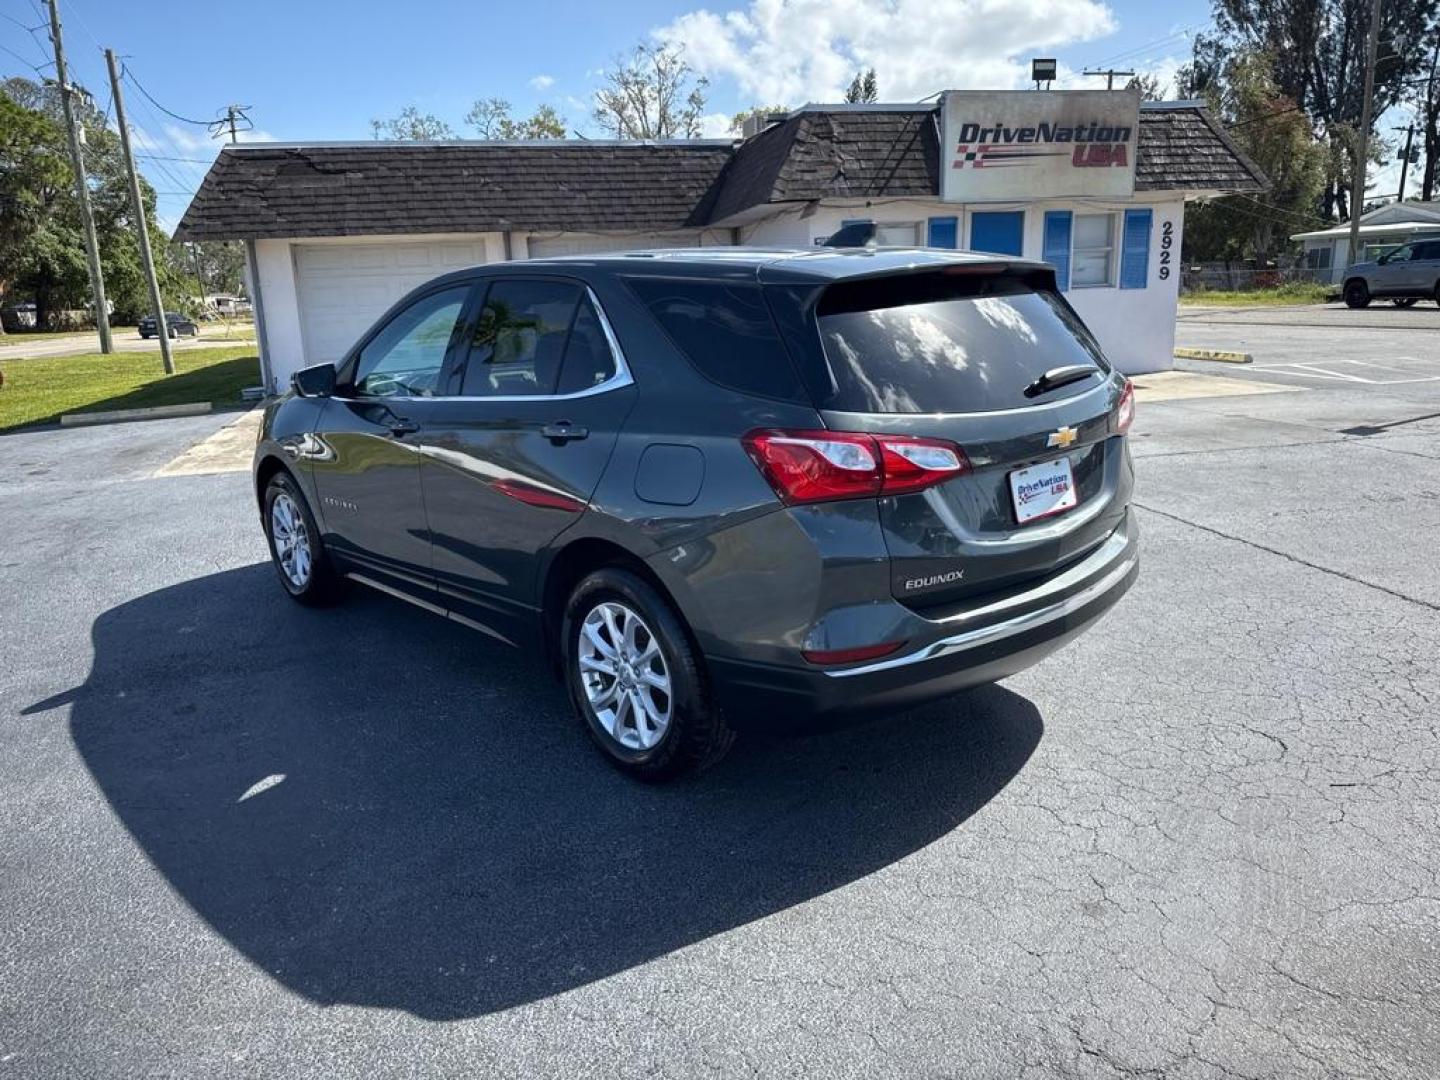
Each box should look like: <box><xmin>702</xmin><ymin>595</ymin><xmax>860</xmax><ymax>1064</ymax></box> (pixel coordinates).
<box><xmin>1009</xmin><ymin>456</ymin><xmax>1078</xmax><ymax>524</ymax></box>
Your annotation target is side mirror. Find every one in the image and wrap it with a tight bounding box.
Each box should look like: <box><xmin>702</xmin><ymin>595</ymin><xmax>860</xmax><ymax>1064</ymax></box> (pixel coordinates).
<box><xmin>292</xmin><ymin>362</ymin><xmax>336</xmax><ymax>399</ymax></box>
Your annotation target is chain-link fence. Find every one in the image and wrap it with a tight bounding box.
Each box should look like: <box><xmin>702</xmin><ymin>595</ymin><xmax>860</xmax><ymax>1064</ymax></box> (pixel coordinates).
<box><xmin>1181</xmin><ymin>264</ymin><xmax>1334</xmax><ymax>293</ymax></box>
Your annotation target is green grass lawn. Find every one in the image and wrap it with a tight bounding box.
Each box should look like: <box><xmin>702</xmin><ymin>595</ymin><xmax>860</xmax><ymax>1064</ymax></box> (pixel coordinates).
<box><xmin>1180</xmin><ymin>283</ymin><xmax>1335</xmax><ymax>307</ymax></box>
<box><xmin>0</xmin><ymin>346</ymin><xmax>261</xmax><ymax>432</ymax></box>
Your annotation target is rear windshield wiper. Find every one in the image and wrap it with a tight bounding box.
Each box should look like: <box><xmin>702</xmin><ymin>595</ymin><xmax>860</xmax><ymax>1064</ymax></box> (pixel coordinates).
<box><xmin>1023</xmin><ymin>364</ymin><xmax>1099</xmax><ymax>399</ymax></box>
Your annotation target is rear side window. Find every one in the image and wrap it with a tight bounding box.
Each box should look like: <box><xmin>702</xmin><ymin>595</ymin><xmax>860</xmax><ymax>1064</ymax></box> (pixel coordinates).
<box><xmin>809</xmin><ymin>272</ymin><xmax>1110</xmax><ymax>414</ymax></box>
<box><xmin>626</xmin><ymin>278</ymin><xmax>805</xmax><ymax>401</ymax></box>
<box><xmin>461</xmin><ymin>280</ymin><xmax>580</xmax><ymax>398</ymax></box>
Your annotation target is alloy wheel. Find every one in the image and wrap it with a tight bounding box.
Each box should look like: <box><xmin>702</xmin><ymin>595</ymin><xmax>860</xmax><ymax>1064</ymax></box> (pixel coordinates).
<box><xmin>578</xmin><ymin>601</ymin><xmax>673</xmax><ymax>751</ymax></box>
<box><xmin>270</xmin><ymin>492</ymin><xmax>313</xmax><ymax>588</ymax></box>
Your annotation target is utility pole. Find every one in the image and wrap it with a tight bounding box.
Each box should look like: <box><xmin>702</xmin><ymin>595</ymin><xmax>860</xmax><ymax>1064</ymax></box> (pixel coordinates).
<box><xmin>1394</xmin><ymin>123</ymin><xmax>1416</xmax><ymax>202</ymax></box>
<box><xmin>45</xmin><ymin>0</ymin><xmax>112</xmax><ymax>353</ymax></box>
<box><xmin>1082</xmin><ymin>68</ymin><xmax>1135</xmax><ymax>91</ymax></box>
<box><xmin>105</xmin><ymin>48</ymin><xmax>173</xmax><ymax>375</ymax></box>
<box><xmin>1347</xmin><ymin>0</ymin><xmax>1383</xmax><ymax>268</ymax></box>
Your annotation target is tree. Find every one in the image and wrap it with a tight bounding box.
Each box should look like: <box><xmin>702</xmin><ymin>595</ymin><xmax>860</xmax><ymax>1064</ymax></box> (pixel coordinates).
<box><xmin>845</xmin><ymin>69</ymin><xmax>878</xmax><ymax>103</ymax></box>
<box><xmin>1208</xmin><ymin>0</ymin><xmax>1440</xmax><ymax>218</ymax></box>
<box><xmin>466</xmin><ymin>98</ymin><xmax>567</xmax><ymax>139</ymax></box>
<box><xmin>730</xmin><ymin>104</ymin><xmax>790</xmax><ymax>134</ymax></box>
<box><xmin>1181</xmin><ymin>50</ymin><xmax>1328</xmax><ymax>265</ymax></box>
<box><xmin>369</xmin><ymin>106</ymin><xmax>456</xmax><ymax>141</ymax></box>
<box><xmin>1412</xmin><ymin>21</ymin><xmax>1440</xmax><ymax>200</ymax></box>
<box><xmin>1125</xmin><ymin>73</ymin><xmax>1166</xmax><ymax>101</ymax></box>
<box><xmin>593</xmin><ymin>42</ymin><xmax>708</xmax><ymax>139</ymax></box>
<box><xmin>1</xmin><ymin>77</ymin><xmax>181</xmax><ymax>329</ymax></box>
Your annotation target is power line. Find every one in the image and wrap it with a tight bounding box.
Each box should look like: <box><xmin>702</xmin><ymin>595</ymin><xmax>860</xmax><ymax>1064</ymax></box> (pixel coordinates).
<box><xmin>121</xmin><ymin>62</ymin><xmax>211</xmax><ymax>126</ymax></box>
<box><xmin>0</xmin><ymin>39</ymin><xmax>50</xmax><ymax>73</ymax></box>
<box><xmin>135</xmin><ymin>152</ymin><xmax>214</xmax><ymax>163</ymax></box>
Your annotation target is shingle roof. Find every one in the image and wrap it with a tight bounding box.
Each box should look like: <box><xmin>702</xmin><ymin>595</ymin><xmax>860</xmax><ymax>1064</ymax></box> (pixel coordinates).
<box><xmin>705</xmin><ymin>108</ymin><xmax>940</xmax><ymax>221</ymax></box>
<box><xmin>1134</xmin><ymin>105</ymin><xmax>1266</xmax><ymax>193</ymax></box>
<box><xmin>175</xmin><ymin>104</ymin><xmax>1265</xmax><ymax>241</ymax></box>
<box><xmin>175</xmin><ymin>141</ymin><xmax>736</xmax><ymax>242</ymax></box>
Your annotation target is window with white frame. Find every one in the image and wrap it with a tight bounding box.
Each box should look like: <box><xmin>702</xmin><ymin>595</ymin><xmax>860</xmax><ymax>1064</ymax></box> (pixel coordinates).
<box><xmin>876</xmin><ymin>222</ymin><xmax>921</xmax><ymax>245</ymax></box>
<box><xmin>1071</xmin><ymin>213</ymin><xmax>1117</xmax><ymax>287</ymax></box>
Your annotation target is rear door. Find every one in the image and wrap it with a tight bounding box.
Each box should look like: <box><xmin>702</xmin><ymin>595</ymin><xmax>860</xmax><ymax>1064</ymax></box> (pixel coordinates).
<box><xmin>1413</xmin><ymin>241</ymin><xmax>1440</xmax><ymax>293</ymax></box>
<box><xmin>768</xmin><ymin>267</ymin><xmax>1132</xmax><ymax>610</ymax></box>
<box><xmin>416</xmin><ymin>276</ymin><xmax>636</xmax><ymax>641</ymax></box>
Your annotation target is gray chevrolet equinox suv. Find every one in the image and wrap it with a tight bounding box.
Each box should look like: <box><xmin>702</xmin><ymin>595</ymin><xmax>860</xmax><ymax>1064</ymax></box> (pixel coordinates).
<box><xmin>255</xmin><ymin>248</ymin><xmax>1139</xmax><ymax>780</ymax></box>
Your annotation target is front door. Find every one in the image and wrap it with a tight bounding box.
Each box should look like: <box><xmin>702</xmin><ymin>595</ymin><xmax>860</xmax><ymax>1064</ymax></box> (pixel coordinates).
<box><xmin>417</xmin><ymin>277</ymin><xmax>635</xmax><ymax>642</ymax></box>
<box><xmin>310</xmin><ymin>283</ymin><xmax>474</xmax><ymax>596</ymax></box>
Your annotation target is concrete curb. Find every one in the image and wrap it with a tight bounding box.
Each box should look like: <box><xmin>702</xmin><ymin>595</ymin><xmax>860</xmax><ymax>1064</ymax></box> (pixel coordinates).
<box><xmin>1174</xmin><ymin>347</ymin><xmax>1253</xmax><ymax>364</ymax></box>
<box><xmin>60</xmin><ymin>402</ymin><xmax>213</xmax><ymax>427</ymax></box>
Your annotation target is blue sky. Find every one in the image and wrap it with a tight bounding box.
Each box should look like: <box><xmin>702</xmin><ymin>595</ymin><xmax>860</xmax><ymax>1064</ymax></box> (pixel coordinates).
<box><xmin>0</xmin><ymin>0</ymin><xmax>1261</xmax><ymax>229</ymax></box>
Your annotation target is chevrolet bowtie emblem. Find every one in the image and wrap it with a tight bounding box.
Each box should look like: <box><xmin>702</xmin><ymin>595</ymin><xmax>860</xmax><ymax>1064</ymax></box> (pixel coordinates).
<box><xmin>1047</xmin><ymin>426</ymin><xmax>1078</xmax><ymax>449</ymax></box>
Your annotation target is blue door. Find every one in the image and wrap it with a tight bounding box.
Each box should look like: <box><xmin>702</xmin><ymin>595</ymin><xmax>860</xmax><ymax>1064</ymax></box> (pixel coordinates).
<box><xmin>969</xmin><ymin>211</ymin><xmax>1025</xmax><ymax>256</ymax></box>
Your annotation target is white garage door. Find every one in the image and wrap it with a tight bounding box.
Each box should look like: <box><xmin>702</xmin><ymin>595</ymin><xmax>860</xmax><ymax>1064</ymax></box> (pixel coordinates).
<box><xmin>294</xmin><ymin>240</ymin><xmax>488</xmax><ymax>364</ymax></box>
<box><xmin>527</xmin><ymin>232</ymin><xmax>718</xmax><ymax>258</ymax></box>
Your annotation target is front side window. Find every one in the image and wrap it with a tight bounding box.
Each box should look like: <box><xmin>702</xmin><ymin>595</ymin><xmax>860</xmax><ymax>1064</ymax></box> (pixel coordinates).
<box><xmin>354</xmin><ymin>286</ymin><xmax>469</xmax><ymax>397</ymax></box>
<box><xmin>1384</xmin><ymin>244</ymin><xmax>1416</xmax><ymax>263</ymax></box>
<box><xmin>460</xmin><ymin>280</ymin><xmax>582</xmax><ymax>398</ymax></box>
<box><xmin>1071</xmin><ymin>213</ymin><xmax>1117</xmax><ymax>287</ymax></box>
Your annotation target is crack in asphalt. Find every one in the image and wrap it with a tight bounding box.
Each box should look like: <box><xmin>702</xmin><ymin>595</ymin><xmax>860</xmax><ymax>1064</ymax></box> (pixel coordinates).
<box><xmin>1133</xmin><ymin>502</ymin><xmax>1440</xmax><ymax>613</ymax></box>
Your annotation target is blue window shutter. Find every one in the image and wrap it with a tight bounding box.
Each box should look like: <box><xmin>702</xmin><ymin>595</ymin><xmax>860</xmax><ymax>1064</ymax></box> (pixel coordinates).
<box><xmin>1120</xmin><ymin>209</ymin><xmax>1153</xmax><ymax>289</ymax></box>
<box><xmin>927</xmin><ymin>216</ymin><xmax>958</xmax><ymax>248</ymax></box>
<box><xmin>1043</xmin><ymin>211</ymin><xmax>1072</xmax><ymax>290</ymax></box>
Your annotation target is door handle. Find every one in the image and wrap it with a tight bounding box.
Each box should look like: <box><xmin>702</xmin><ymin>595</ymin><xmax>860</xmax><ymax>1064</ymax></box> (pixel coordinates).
<box><xmin>387</xmin><ymin>417</ymin><xmax>419</xmax><ymax>437</ymax></box>
<box><xmin>541</xmin><ymin>421</ymin><xmax>589</xmax><ymax>443</ymax></box>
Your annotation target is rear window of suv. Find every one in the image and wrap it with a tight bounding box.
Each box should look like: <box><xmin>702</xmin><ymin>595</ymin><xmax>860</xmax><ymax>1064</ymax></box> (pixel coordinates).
<box><xmin>794</xmin><ymin>271</ymin><xmax>1111</xmax><ymax>414</ymax></box>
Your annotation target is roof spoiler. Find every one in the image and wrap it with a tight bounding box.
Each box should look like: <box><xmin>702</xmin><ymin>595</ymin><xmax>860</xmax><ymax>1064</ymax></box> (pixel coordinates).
<box><xmin>821</xmin><ymin>220</ymin><xmax>878</xmax><ymax>248</ymax></box>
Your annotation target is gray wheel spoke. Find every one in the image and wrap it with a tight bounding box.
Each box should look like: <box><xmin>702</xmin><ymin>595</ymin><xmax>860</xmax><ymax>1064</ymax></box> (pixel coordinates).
<box><xmin>580</xmin><ymin>654</ymin><xmax>616</xmax><ymax>676</ymax></box>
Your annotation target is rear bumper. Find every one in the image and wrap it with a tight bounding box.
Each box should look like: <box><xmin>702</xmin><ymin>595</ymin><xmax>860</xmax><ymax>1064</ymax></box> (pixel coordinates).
<box><xmin>709</xmin><ymin>514</ymin><xmax>1138</xmax><ymax>728</ymax></box>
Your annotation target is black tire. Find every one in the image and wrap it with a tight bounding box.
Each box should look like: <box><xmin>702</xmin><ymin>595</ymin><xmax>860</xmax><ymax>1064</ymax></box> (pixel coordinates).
<box><xmin>261</xmin><ymin>472</ymin><xmax>346</xmax><ymax>606</ymax></box>
<box><xmin>561</xmin><ymin>567</ymin><xmax>734</xmax><ymax>781</ymax></box>
<box><xmin>139</xmin><ymin>331</ymin><xmax>149</xmax><ymax>339</ymax></box>
<box><xmin>1344</xmin><ymin>280</ymin><xmax>1370</xmax><ymax>308</ymax></box>
<box><xmin>1392</xmin><ymin>297</ymin><xmax>1419</xmax><ymax>308</ymax></box>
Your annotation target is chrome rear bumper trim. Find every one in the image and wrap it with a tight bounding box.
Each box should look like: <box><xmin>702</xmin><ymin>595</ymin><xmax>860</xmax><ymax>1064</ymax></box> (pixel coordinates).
<box><xmin>826</xmin><ymin>548</ymin><xmax>1137</xmax><ymax>679</ymax></box>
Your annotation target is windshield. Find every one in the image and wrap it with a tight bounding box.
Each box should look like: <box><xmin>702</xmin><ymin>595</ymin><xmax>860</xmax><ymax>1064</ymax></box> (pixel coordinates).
<box><xmin>810</xmin><ymin>272</ymin><xmax>1111</xmax><ymax>414</ymax></box>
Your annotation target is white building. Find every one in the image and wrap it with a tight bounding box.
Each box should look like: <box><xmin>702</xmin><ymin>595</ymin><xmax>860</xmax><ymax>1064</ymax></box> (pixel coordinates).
<box><xmin>1291</xmin><ymin>200</ymin><xmax>1440</xmax><ymax>283</ymax></box>
<box><xmin>176</xmin><ymin>93</ymin><xmax>1265</xmax><ymax>394</ymax></box>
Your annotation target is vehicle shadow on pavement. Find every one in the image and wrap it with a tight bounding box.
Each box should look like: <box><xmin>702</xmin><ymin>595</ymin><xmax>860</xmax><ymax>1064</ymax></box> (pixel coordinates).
<box><xmin>55</xmin><ymin>563</ymin><xmax>1043</xmax><ymax>1021</ymax></box>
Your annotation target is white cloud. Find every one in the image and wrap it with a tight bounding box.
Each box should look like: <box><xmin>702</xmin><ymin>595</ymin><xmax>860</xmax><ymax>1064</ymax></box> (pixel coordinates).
<box><xmin>131</xmin><ymin>122</ymin><xmax>277</xmax><ymax>157</ymax></box>
<box><xmin>529</xmin><ymin>74</ymin><xmax>556</xmax><ymax>91</ymax></box>
<box><xmin>699</xmin><ymin>111</ymin><xmax>735</xmax><ymax>137</ymax></box>
<box><xmin>656</xmin><ymin>0</ymin><xmax>1118</xmax><ymax>104</ymax></box>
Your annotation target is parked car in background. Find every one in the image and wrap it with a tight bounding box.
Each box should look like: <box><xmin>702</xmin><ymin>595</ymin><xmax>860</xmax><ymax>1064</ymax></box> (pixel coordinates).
<box><xmin>1343</xmin><ymin>238</ymin><xmax>1440</xmax><ymax>308</ymax></box>
<box><xmin>252</xmin><ymin>249</ymin><xmax>1139</xmax><ymax>780</ymax></box>
<box><xmin>139</xmin><ymin>312</ymin><xmax>199</xmax><ymax>339</ymax></box>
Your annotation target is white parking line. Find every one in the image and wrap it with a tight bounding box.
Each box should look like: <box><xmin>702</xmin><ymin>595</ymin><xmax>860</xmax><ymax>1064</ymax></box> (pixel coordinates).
<box><xmin>1248</xmin><ymin>357</ymin><xmax>1440</xmax><ymax>385</ymax></box>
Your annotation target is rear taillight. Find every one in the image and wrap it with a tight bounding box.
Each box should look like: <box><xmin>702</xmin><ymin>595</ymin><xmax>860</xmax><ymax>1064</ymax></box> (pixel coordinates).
<box><xmin>1114</xmin><ymin>379</ymin><xmax>1135</xmax><ymax>435</ymax></box>
<box><xmin>743</xmin><ymin>429</ymin><xmax>969</xmax><ymax>505</ymax></box>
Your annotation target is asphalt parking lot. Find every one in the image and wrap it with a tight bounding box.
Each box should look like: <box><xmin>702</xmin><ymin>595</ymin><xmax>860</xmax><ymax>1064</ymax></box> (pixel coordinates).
<box><xmin>2</xmin><ymin>308</ymin><xmax>1437</xmax><ymax>1078</ymax></box>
